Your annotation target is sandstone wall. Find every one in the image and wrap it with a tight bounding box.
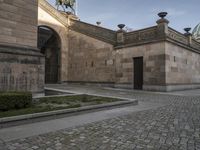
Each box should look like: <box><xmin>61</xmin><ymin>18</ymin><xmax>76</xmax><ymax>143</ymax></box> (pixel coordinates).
<box><xmin>0</xmin><ymin>0</ymin><xmax>38</xmax><ymax>48</ymax></box>
<box><xmin>115</xmin><ymin>42</ymin><xmax>166</xmax><ymax>88</ymax></box>
<box><xmin>68</xmin><ymin>30</ymin><xmax>115</xmax><ymax>84</ymax></box>
<box><xmin>165</xmin><ymin>42</ymin><xmax>200</xmax><ymax>90</ymax></box>
<box><xmin>0</xmin><ymin>0</ymin><xmax>44</xmax><ymax>94</ymax></box>
<box><xmin>0</xmin><ymin>47</ymin><xmax>44</xmax><ymax>92</ymax></box>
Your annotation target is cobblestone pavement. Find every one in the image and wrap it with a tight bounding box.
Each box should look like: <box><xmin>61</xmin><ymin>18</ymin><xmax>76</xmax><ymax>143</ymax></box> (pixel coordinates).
<box><xmin>1</xmin><ymin>86</ymin><xmax>200</xmax><ymax>150</ymax></box>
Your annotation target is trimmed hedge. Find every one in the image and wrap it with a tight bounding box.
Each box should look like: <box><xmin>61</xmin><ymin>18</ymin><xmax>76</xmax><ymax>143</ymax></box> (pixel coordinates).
<box><xmin>0</xmin><ymin>92</ymin><xmax>32</xmax><ymax>111</ymax></box>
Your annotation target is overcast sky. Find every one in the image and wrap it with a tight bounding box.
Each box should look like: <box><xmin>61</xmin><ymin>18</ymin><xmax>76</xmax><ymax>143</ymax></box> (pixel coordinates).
<box><xmin>48</xmin><ymin>0</ymin><xmax>200</xmax><ymax>32</ymax></box>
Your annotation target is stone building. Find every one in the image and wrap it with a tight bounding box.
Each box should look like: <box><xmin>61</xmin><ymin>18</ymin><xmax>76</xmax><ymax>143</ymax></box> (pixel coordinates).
<box><xmin>1</xmin><ymin>0</ymin><xmax>200</xmax><ymax>93</ymax></box>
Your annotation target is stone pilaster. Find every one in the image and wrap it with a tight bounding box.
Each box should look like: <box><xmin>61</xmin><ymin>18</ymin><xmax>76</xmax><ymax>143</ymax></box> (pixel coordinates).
<box><xmin>116</xmin><ymin>24</ymin><xmax>126</xmax><ymax>45</ymax></box>
<box><xmin>156</xmin><ymin>12</ymin><xmax>169</xmax><ymax>38</ymax></box>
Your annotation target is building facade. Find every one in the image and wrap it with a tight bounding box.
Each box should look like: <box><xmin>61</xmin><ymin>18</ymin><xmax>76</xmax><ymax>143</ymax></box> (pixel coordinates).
<box><xmin>1</xmin><ymin>0</ymin><xmax>200</xmax><ymax>93</ymax></box>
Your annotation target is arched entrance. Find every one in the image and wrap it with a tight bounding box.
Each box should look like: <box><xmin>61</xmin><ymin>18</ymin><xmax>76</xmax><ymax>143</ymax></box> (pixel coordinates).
<box><xmin>38</xmin><ymin>26</ymin><xmax>61</xmax><ymax>84</ymax></box>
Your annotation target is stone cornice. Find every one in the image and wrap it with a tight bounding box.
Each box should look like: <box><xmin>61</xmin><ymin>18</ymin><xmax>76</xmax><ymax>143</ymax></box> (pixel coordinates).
<box><xmin>166</xmin><ymin>39</ymin><xmax>200</xmax><ymax>54</ymax></box>
<box><xmin>0</xmin><ymin>44</ymin><xmax>44</xmax><ymax>57</ymax></box>
<box><xmin>167</xmin><ymin>27</ymin><xmax>200</xmax><ymax>53</ymax></box>
<box><xmin>114</xmin><ymin>39</ymin><xmax>166</xmax><ymax>50</ymax></box>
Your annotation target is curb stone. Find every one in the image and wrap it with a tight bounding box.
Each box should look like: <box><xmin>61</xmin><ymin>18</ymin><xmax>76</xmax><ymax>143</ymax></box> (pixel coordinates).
<box><xmin>0</xmin><ymin>99</ymin><xmax>138</xmax><ymax>128</ymax></box>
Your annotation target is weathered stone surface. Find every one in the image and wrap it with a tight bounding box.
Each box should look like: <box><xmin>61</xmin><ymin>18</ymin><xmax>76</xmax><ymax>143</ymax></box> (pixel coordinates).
<box><xmin>67</xmin><ymin>30</ymin><xmax>115</xmax><ymax>83</ymax></box>
<box><xmin>166</xmin><ymin>42</ymin><xmax>200</xmax><ymax>85</ymax></box>
<box><xmin>115</xmin><ymin>42</ymin><xmax>166</xmax><ymax>86</ymax></box>
<box><xmin>0</xmin><ymin>0</ymin><xmax>38</xmax><ymax>48</ymax></box>
<box><xmin>0</xmin><ymin>0</ymin><xmax>44</xmax><ymax>93</ymax></box>
<box><xmin>0</xmin><ymin>47</ymin><xmax>44</xmax><ymax>93</ymax></box>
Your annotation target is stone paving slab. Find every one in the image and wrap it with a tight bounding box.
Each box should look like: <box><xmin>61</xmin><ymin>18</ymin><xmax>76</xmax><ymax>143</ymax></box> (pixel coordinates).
<box><xmin>0</xmin><ymin>101</ymin><xmax>163</xmax><ymax>142</ymax></box>
<box><xmin>168</xmin><ymin>89</ymin><xmax>200</xmax><ymax>96</ymax></box>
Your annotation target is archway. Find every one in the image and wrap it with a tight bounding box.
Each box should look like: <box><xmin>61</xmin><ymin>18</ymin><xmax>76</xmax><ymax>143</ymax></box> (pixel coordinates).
<box><xmin>38</xmin><ymin>26</ymin><xmax>61</xmax><ymax>84</ymax></box>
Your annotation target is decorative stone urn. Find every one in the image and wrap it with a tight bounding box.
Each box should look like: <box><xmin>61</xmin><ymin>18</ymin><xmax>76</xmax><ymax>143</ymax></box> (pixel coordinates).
<box><xmin>184</xmin><ymin>28</ymin><xmax>192</xmax><ymax>36</ymax></box>
<box><xmin>118</xmin><ymin>24</ymin><xmax>125</xmax><ymax>30</ymax></box>
<box><xmin>158</xmin><ymin>12</ymin><xmax>168</xmax><ymax>19</ymax></box>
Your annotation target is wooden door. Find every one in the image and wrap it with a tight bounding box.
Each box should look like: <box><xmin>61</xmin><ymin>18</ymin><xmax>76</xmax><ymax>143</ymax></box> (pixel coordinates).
<box><xmin>133</xmin><ymin>57</ymin><xmax>143</xmax><ymax>90</ymax></box>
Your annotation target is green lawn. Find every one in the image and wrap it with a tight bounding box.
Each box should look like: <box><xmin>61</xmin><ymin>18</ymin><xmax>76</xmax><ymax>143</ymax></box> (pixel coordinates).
<box><xmin>0</xmin><ymin>95</ymin><xmax>120</xmax><ymax>118</ymax></box>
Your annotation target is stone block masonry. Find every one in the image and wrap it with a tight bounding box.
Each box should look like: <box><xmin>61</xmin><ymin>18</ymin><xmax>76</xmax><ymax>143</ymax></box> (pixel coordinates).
<box><xmin>0</xmin><ymin>0</ymin><xmax>38</xmax><ymax>48</ymax></box>
<box><xmin>67</xmin><ymin>12</ymin><xmax>200</xmax><ymax>91</ymax></box>
<box><xmin>0</xmin><ymin>46</ymin><xmax>44</xmax><ymax>93</ymax></box>
<box><xmin>0</xmin><ymin>0</ymin><xmax>44</xmax><ymax>94</ymax></box>
<box><xmin>1</xmin><ymin>0</ymin><xmax>200</xmax><ymax>92</ymax></box>
<box><xmin>67</xmin><ymin>30</ymin><xmax>115</xmax><ymax>84</ymax></box>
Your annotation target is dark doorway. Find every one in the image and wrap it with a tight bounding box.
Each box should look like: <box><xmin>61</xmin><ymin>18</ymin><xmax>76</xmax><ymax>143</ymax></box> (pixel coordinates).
<box><xmin>38</xmin><ymin>26</ymin><xmax>60</xmax><ymax>84</ymax></box>
<box><xmin>133</xmin><ymin>57</ymin><xmax>143</xmax><ymax>90</ymax></box>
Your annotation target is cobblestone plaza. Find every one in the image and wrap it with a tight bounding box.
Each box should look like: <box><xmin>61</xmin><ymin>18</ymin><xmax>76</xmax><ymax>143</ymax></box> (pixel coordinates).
<box><xmin>0</xmin><ymin>85</ymin><xmax>200</xmax><ymax>150</ymax></box>
<box><xmin>0</xmin><ymin>0</ymin><xmax>200</xmax><ymax>149</ymax></box>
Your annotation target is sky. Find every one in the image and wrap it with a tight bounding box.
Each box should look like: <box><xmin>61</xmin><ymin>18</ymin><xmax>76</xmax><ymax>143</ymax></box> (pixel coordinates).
<box><xmin>48</xmin><ymin>0</ymin><xmax>200</xmax><ymax>32</ymax></box>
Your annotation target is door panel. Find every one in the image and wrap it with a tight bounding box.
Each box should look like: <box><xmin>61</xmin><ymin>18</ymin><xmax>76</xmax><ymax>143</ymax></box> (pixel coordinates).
<box><xmin>133</xmin><ymin>57</ymin><xmax>143</xmax><ymax>90</ymax></box>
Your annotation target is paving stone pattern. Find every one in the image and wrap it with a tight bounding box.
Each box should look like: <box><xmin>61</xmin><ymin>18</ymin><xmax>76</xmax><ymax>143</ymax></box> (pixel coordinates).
<box><xmin>1</xmin><ymin>92</ymin><xmax>200</xmax><ymax>150</ymax></box>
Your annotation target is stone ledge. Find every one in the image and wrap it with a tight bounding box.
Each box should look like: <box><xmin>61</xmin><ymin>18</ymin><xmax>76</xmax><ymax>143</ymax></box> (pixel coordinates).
<box><xmin>166</xmin><ymin>37</ymin><xmax>200</xmax><ymax>54</ymax></box>
<box><xmin>114</xmin><ymin>39</ymin><xmax>166</xmax><ymax>50</ymax></box>
<box><xmin>0</xmin><ymin>44</ymin><xmax>44</xmax><ymax>57</ymax></box>
<box><xmin>0</xmin><ymin>96</ymin><xmax>138</xmax><ymax>128</ymax></box>
<box><xmin>143</xmin><ymin>84</ymin><xmax>200</xmax><ymax>92</ymax></box>
<box><xmin>115</xmin><ymin>83</ymin><xmax>133</xmax><ymax>89</ymax></box>
<box><xmin>63</xmin><ymin>81</ymin><xmax>115</xmax><ymax>88</ymax></box>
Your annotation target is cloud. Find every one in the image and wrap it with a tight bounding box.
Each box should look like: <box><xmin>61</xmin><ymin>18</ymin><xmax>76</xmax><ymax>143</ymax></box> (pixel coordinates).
<box><xmin>151</xmin><ymin>8</ymin><xmax>186</xmax><ymax>17</ymax></box>
<box><xmin>86</xmin><ymin>13</ymin><xmax>117</xmax><ymax>22</ymax></box>
<box><xmin>166</xmin><ymin>8</ymin><xmax>186</xmax><ymax>17</ymax></box>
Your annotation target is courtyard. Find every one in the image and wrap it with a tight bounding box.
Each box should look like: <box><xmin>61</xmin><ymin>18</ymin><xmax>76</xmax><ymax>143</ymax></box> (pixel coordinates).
<box><xmin>0</xmin><ymin>0</ymin><xmax>200</xmax><ymax>149</ymax></box>
<box><xmin>0</xmin><ymin>85</ymin><xmax>200</xmax><ymax>150</ymax></box>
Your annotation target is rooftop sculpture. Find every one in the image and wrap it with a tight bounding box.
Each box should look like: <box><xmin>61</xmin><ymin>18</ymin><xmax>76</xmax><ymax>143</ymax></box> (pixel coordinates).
<box><xmin>56</xmin><ymin>0</ymin><xmax>76</xmax><ymax>14</ymax></box>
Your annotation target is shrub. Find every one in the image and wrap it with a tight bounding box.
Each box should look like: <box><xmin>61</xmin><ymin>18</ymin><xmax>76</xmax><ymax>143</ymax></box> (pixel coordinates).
<box><xmin>0</xmin><ymin>92</ymin><xmax>32</xmax><ymax>111</ymax></box>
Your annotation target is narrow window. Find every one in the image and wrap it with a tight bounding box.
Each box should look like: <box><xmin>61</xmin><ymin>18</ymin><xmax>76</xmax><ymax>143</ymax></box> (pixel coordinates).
<box><xmin>91</xmin><ymin>61</ymin><xmax>94</xmax><ymax>67</ymax></box>
<box><xmin>113</xmin><ymin>59</ymin><xmax>115</xmax><ymax>65</ymax></box>
<box><xmin>174</xmin><ymin>56</ymin><xmax>176</xmax><ymax>62</ymax></box>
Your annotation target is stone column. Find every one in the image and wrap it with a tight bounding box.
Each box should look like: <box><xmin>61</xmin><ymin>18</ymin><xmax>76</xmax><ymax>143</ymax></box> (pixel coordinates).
<box><xmin>0</xmin><ymin>0</ymin><xmax>44</xmax><ymax>94</ymax></box>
